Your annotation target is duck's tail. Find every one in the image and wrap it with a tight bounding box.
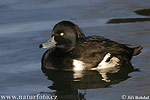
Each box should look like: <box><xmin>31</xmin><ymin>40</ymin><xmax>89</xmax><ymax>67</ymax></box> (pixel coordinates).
<box><xmin>132</xmin><ymin>46</ymin><xmax>143</xmax><ymax>56</ymax></box>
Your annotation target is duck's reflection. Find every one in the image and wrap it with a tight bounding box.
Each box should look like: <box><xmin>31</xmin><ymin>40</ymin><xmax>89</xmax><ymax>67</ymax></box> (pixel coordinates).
<box><xmin>41</xmin><ymin>62</ymin><xmax>136</xmax><ymax>100</ymax></box>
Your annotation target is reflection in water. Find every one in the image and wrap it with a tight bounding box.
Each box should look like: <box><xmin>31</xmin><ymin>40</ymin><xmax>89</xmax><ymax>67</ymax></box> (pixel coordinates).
<box><xmin>41</xmin><ymin>62</ymin><xmax>136</xmax><ymax>100</ymax></box>
<box><xmin>107</xmin><ymin>18</ymin><xmax>150</xmax><ymax>24</ymax></box>
<box><xmin>135</xmin><ymin>9</ymin><xmax>150</xmax><ymax>16</ymax></box>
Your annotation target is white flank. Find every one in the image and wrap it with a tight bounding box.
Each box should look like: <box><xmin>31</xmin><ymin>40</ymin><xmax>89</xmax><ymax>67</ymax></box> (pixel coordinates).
<box><xmin>91</xmin><ymin>53</ymin><xmax>120</xmax><ymax>82</ymax></box>
<box><xmin>73</xmin><ymin>59</ymin><xmax>85</xmax><ymax>79</ymax></box>
<box><xmin>93</xmin><ymin>53</ymin><xmax>120</xmax><ymax>70</ymax></box>
<box><xmin>73</xmin><ymin>59</ymin><xmax>85</xmax><ymax>71</ymax></box>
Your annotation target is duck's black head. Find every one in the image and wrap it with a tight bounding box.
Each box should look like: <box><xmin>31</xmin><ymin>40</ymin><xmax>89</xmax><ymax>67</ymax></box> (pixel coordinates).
<box><xmin>40</xmin><ymin>21</ymin><xmax>85</xmax><ymax>52</ymax></box>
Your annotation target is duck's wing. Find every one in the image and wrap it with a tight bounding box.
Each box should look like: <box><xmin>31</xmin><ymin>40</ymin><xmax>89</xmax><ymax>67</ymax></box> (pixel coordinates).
<box><xmin>86</xmin><ymin>36</ymin><xmax>142</xmax><ymax>57</ymax></box>
<box><xmin>72</xmin><ymin>36</ymin><xmax>137</xmax><ymax>68</ymax></box>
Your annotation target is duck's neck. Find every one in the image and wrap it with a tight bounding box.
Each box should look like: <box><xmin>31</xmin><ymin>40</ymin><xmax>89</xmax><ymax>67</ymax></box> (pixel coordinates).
<box><xmin>55</xmin><ymin>47</ymin><xmax>73</xmax><ymax>54</ymax></box>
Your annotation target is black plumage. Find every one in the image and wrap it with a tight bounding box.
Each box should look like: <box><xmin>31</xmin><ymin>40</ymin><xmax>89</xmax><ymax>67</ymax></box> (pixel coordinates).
<box><xmin>40</xmin><ymin>21</ymin><xmax>143</xmax><ymax>71</ymax></box>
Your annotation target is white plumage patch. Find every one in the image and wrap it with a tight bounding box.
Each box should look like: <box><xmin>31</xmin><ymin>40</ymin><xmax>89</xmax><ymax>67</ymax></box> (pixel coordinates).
<box><xmin>72</xmin><ymin>53</ymin><xmax>120</xmax><ymax>79</ymax></box>
<box><xmin>92</xmin><ymin>53</ymin><xmax>120</xmax><ymax>70</ymax></box>
<box><xmin>73</xmin><ymin>59</ymin><xmax>86</xmax><ymax>79</ymax></box>
<box><xmin>98</xmin><ymin>53</ymin><xmax>120</xmax><ymax>69</ymax></box>
<box><xmin>91</xmin><ymin>53</ymin><xmax>120</xmax><ymax>82</ymax></box>
<box><xmin>73</xmin><ymin>59</ymin><xmax>85</xmax><ymax>71</ymax></box>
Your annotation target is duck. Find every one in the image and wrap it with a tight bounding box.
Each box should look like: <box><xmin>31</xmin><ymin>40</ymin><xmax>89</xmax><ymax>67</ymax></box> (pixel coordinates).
<box><xmin>39</xmin><ymin>21</ymin><xmax>143</xmax><ymax>72</ymax></box>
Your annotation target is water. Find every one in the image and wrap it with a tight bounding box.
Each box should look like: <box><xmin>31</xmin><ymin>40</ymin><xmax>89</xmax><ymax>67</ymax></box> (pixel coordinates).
<box><xmin>0</xmin><ymin>0</ymin><xmax>150</xmax><ymax>100</ymax></box>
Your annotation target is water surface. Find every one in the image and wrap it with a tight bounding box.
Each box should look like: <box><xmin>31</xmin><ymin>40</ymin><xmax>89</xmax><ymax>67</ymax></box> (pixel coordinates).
<box><xmin>0</xmin><ymin>0</ymin><xmax>150</xmax><ymax>100</ymax></box>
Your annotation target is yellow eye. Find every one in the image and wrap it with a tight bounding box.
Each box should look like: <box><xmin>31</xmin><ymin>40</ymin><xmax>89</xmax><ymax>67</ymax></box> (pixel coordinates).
<box><xmin>60</xmin><ymin>32</ymin><xmax>64</xmax><ymax>36</ymax></box>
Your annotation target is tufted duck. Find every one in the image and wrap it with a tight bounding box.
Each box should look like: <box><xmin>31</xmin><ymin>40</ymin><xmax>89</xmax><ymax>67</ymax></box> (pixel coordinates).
<box><xmin>40</xmin><ymin>21</ymin><xmax>143</xmax><ymax>71</ymax></box>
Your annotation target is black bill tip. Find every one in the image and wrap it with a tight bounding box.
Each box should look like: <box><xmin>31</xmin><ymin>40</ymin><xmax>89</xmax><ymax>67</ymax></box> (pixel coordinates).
<box><xmin>39</xmin><ymin>44</ymin><xmax>43</xmax><ymax>48</ymax></box>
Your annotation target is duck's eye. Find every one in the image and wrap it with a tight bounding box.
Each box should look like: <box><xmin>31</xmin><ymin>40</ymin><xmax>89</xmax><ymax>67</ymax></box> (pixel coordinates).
<box><xmin>60</xmin><ymin>32</ymin><xmax>65</xmax><ymax>36</ymax></box>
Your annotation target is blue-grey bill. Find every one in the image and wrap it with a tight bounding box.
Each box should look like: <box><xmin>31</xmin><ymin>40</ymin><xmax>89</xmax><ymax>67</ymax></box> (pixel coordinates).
<box><xmin>40</xmin><ymin>36</ymin><xmax>56</xmax><ymax>48</ymax></box>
